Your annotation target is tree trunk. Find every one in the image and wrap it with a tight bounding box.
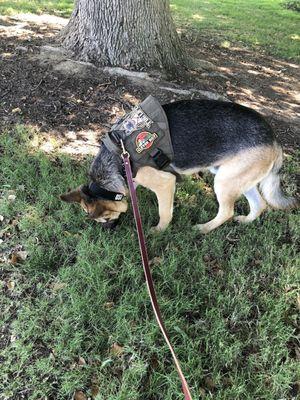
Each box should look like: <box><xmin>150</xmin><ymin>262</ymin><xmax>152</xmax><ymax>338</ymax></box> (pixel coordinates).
<box><xmin>60</xmin><ymin>0</ymin><xmax>187</xmax><ymax>73</ymax></box>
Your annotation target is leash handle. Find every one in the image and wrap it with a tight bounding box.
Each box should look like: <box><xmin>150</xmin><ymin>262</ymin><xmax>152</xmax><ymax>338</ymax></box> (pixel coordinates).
<box><xmin>121</xmin><ymin>149</ymin><xmax>193</xmax><ymax>400</ymax></box>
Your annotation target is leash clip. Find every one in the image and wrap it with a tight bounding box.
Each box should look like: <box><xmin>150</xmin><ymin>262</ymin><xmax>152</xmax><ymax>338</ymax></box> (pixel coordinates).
<box><xmin>120</xmin><ymin>139</ymin><xmax>130</xmax><ymax>159</ymax></box>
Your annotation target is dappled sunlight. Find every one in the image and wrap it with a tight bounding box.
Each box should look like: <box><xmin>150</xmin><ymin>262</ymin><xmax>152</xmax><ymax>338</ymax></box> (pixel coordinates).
<box><xmin>192</xmin><ymin>40</ymin><xmax>300</xmax><ymax>128</ymax></box>
<box><xmin>220</xmin><ymin>40</ymin><xmax>231</xmax><ymax>48</ymax></box>
<box><xmin>58</xmin><ymin>131</ymin><xmax>100</xmax><ymax>155</ymax></box>
<box><xmin>10</xmin><ymin>13</ymin><xmax>68</xmax><ymax>27</ymax></box>
<box><xmin>28</xmin><ymin>125</ymin><xmax>101</xmax><ymax>156</ymax></box>
<box><xmin>0</xmin><ymin>14</ymin><xmax>65</xmax><ymax>40</ymax></box>
<box><xmin>247</xmin><ymin>69</ymin><xmax>261</xmax><ymax>76</ymax></box>
<box><xmin>234</xmin><ymin>85</ymin><xmax>300</xmax><ymax>124</ymax></box>
<box><xmin>121</xmin><ymin>92</ymin><xmax>141</xmax><ymax>106</ymax></box>
<box><xmin>290</xmin><ymin>34</ymin><xmax>300</xmax><ymax>41</ymax></box>
<box><xmin>0</xmin><ymin>22</ymin><xmax>35</xmax><ymax>38</ymax></box>
<box><xmin>192</xmin><ymin>13</ymin><xmax>204</xmax><ymax>22</ymax></box>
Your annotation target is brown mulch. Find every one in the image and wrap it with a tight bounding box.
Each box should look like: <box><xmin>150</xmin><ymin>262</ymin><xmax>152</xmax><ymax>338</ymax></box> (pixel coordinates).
<box><xmin>0</xmin><ymin>14</ymin><xmax>299</xmax><ymax>154</ymax></box>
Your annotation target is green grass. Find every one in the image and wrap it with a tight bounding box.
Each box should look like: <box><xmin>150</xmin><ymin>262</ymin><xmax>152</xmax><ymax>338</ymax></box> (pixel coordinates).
<box><xmin>0</xmin><ymin>0</ymin><xmax>299</xmax><ymax>60</ymax></box>
<box><xmin>0</xmin><ymin>0</ymin><xmax>73</xmax><ymax>17</ymax></box>
<box><xmin>171</xmin><ymin>0</ymin><xmax>300</xmax><ymax>60</ymax></box>
<box><xmin>0</xmin><ymin>126</ymin><xmax>299</xmax><ymax>399</ymax></box>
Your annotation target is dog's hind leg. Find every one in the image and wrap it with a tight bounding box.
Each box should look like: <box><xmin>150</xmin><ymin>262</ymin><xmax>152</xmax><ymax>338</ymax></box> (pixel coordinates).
<box><xmin>234</xmin><ymin>186</ymin><xmax>267</xmax><ymax>223</ymax></box>
<box><xmin>195</xmin><ymin>146</ymin><xmax>276</xmax><ymax>233</ymax></box>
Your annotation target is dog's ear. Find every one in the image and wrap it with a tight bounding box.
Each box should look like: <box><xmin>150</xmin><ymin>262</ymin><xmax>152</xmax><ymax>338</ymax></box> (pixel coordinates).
<box><xmin>60</xmin><ymin>187</ymin><xmax>83</xmax><ymax>203</ymax></box>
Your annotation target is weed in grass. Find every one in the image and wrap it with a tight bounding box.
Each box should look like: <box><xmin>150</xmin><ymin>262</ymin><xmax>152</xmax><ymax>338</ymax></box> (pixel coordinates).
<box><xmin>0</xmin><ymin>126</ymin><xmax>299</xmax><ymax>399</ymax></box>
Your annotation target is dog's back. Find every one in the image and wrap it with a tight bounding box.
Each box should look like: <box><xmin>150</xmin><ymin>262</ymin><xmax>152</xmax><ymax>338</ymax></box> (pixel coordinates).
<box><xmin>163</xmin><ymin>100</ymin><xmax>275</xmax><ymax>169</ymax></box>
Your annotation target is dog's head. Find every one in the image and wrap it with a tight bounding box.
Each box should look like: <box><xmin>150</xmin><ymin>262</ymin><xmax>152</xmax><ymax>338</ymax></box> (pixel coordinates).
<box><xmin>60</xmin><ymin>185</ymin><xmax>128</xmax><ymax>229</ymax></box>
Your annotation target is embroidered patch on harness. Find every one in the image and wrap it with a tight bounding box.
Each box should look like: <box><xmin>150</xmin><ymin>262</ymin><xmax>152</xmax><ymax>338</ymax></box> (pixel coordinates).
<box><xmin>135</xmin><ymin>131</ymin><xmax>158</xmax><ymax>153</ymax></box>
<box><xmin>118</xmin><ymin>106</ymin><xmax>153</xmax><ymax>136</ymax></box>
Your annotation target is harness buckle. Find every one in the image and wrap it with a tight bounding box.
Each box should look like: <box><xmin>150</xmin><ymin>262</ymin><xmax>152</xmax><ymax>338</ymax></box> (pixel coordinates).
<box><xmin>150</xmin><ymin>148</ymin><xmax>170</xmax><ymax>169</ymax></box>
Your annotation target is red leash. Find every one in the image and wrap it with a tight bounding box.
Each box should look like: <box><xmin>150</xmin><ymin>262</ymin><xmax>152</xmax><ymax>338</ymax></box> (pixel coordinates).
<box><xmin>121</xmin><ymin>146</ymin><xmax>193</xmax><ymax>400</ymax></box>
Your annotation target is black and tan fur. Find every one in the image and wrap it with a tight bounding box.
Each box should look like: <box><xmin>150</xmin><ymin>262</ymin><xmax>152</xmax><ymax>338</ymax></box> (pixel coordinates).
<box><xmin>61</xmin><ymin>100</ymin><xmax>298</xmax><ymax>233</ymax></box>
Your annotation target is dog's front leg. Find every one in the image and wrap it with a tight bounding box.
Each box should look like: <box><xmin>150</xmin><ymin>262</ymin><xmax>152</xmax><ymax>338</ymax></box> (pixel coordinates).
<box><xmin>134</xmin><ymin>167</ymin><xmax>176</xmax><ymax>231</ymax></box>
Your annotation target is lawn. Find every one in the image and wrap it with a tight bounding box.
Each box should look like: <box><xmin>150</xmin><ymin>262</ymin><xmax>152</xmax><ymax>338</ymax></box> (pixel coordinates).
<box><xmin>0</xmin><ymin>0</ymin><xmax>73</xmax><ymax>17</ymax></box>
<box><xmin>0</xmin><ymin>0</ymin><xmax>299</xmax><ymax>399</ymax></box>
<box><xmin>0</xmin><ymin>127</ymin><xmax>299</xmax><ymax>399</ymax></box>
<box><xmin>171</xmin><ymin>0</ymin><xmax>300</xmax><ymax>60</ymax></box>
<box><xmin>0</xmin><ymin>0</ymin><xmax>299</xmax><ymax>60</ymax></box>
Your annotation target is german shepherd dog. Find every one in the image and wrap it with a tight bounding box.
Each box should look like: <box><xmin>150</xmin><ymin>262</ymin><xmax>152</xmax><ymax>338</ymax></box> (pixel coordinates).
<box><xmin>60</xmin><ymin>100</ymin><xmax>298</xmax><ymax>233</ymax></box>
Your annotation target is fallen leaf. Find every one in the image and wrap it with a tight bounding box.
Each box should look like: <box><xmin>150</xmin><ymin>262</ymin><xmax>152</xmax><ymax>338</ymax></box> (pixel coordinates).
<box><xmin>7</xmin><ymin>194</ymin><xmax>16</xmax><ymax>202</ymax></box>
<box><xmin>63</xmin><ymin>230</ymin><xmax>73</xmax><ymax>237</ymax></box>
<box><xmin>77</xmin><ymin>356</ymin><xmax>86</xmax><ymax>366</ymax></box>
<box><xmin>149</xmin><ymin>256</ymin><xmax>162</xmax><ymax>267</ymax></box>
<box><xmin>10</xmin><ymin>253</ymin><xmax>19</xmax><ymax>265</ymax></box>
<box><xmin>16</xmin><ymin>251</ymin><xmax>28</xmax><ymax>261</ymax></box>
<box><xmin>149</xmin><ymin>354</ymin><xmax>159</xmax><ymax>370</ymax></box>
<box><xmin>70</xmin><ymin>362</ymin><xmax>77</xmax><ymax>370</ymax></box>
<box><xmin>10</xmin><ymin>334</ymin><xmax>17</xmax><ymax>342</ymax></box>
<box><xmin>10</xmin><ymin>251</ymin><xmax>28</xmax><ymax>264</ymax></box>
<box><xmin>51</xmin><ymin>282</ymin><xmax>67</xmax><ymax>292</ymax></box>
<box><xmin>104</xmin><ymin>302</ymin><xmax>115</xmax><ymax>309</ymax></box>
<box><xmin>296</xmin><ymin>295</ymin><xmax>300</xmax><ymax>312</ymax></box>
<box><xmin>12</xmin><ymin>107</ymin><xmax>21</xmax><ymax>114</ymax></box>
<box><xmin>7</xmin><ymin>281</ymin><xmax>15</xmax><ymax>290</ymax></box>
<box><xmin>90</xmin><ymin>381</ymin><xmax>99</xmax><ymax>398</ymax></box>
<box><xmin>110</xmin><ymin>343</ymin><xmax>124</xmax><ymax>357</ymax></box>
<box><xmin>204</xmin><ymin>376</ymin><xmax>216</xmax><ymax>390</ymax></box>
<box><xmin>73</xmin><ymin>390</ymin><xmax>87</xmax><ymax>400</ymax></box>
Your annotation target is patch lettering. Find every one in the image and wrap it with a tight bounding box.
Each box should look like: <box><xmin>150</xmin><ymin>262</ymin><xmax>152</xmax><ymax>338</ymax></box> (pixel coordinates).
<box><xmin>135</xmin><ymin>131</ymin><xmax>158</xmax><ymax>153</ymax></box>
<box><xmin>115</xmin><ymin>106</ymin><xmax>153</xmax><ymax>136</ymax></box>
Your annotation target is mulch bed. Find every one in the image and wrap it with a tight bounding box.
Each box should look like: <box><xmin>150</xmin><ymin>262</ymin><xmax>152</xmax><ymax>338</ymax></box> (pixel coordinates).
<box><xmin>0</xmin><ymin>15</ymin><xmax>299</xmax><ymax>152</ymax></box>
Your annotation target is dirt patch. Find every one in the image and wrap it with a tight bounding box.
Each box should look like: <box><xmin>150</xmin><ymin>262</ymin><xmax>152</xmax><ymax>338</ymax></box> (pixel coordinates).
<box><xmin>0</xmin><ymin>14</ymin><xmax>299</xmax><ymax>155</ymax></box>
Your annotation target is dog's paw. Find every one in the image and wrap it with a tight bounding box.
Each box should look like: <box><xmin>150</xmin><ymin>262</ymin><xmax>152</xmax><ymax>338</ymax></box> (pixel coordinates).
<box><xmin>193</xmin><ymin>223</ymin><xmax>211</xmax><ymax>234</ymax></box>
<box><xmin>150</xmin><ymin>225</ymin><xmax>166</xmax><ymax>234</ymax></box>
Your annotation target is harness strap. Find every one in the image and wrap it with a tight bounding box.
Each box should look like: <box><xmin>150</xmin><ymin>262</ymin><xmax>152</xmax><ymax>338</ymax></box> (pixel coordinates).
<box><xmin>121</xmin><ymin>149</ymin><xmax>193</xmax><ymax>400</ymax></box>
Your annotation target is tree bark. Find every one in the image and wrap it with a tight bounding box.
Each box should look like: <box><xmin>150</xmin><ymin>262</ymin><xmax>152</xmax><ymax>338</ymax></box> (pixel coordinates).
<box><xmin>60</xmin><ymin>0</ymin><xmax>187</xmax><ymax>73</ymax></box>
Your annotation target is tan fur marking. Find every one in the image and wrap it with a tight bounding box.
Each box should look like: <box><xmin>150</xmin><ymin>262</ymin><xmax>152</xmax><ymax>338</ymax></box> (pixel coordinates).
<box><xmin>86</xmin><ymin>199</ymin><xmax>128</xmax><ymax>220</ymax></box>
<box><xmin>135</xmin><ymin>167</ymin><xmax>176</xmax><ymax>231</ymax></box>
<box><xmin>195</xmin><ymin>145</ymin><xmax>278</xmax><ymax>233</ymax></box>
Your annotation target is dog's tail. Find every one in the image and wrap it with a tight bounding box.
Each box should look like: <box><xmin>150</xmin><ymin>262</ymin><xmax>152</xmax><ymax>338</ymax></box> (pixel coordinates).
<box><xmin>259</xmin><ymin>144</ymin><xmax>298</xmax><ymax>210</ymax></box>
